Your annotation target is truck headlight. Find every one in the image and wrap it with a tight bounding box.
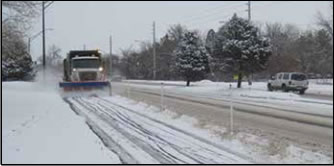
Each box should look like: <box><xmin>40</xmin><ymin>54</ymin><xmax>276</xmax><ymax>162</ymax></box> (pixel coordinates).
<box><xmin>99</xmin><ymin>67</ymin><xmax>103</xmax><ymax>71</ymax></box>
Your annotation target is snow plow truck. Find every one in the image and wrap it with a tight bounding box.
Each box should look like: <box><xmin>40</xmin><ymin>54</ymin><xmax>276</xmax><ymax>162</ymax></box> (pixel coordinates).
<box><xmin>59</xmin><ymin>50</ymin><xmax>110</xmax><ymax>93</ymax></box>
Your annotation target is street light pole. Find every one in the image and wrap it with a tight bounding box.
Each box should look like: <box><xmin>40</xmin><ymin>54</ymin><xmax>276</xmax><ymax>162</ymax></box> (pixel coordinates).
<box><xmin>42</xmin><ymin>1</ymin><xmax>46</xmax><ymax>70</ymax></box>
<box><xmin>247</xmin><ymin>1</ymin><xmax>251</xmax><ymax>22</ymax></box>
<box><xmin>28</xmin><ymin>38</ymin><xmax>31</xmax><ymax>55</ymax></box>
<box><xmin>152</xmin><ymin>21</ymin><xmax>156</xmax><ymax>80</ymax></box>
<box><xmin>109</xmin><ymin>35</ymin><xmax>112</xmax><ymax>77</ymax></box>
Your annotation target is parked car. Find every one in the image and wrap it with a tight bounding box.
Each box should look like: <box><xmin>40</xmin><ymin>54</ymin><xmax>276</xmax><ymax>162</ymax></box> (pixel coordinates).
<box><xmin>326</xmin><ymin>74</ymin><xmax>333</xmax><ymax>79</ymax></box>
<box><xmin>267</xmin><ymin>72</ymin><xmax>309</xmax><ymax>94</ymax></box>
<box><xmin>111</xmin><ymin>75</ymin><xmax>124</xmax><ymax>82</ymax></box>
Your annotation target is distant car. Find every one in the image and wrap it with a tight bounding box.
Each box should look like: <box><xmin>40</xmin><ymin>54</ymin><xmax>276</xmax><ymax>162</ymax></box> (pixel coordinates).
<box><xmin>268</xmin><ymin>72</ymin><xmax>309</xmax><ymax>94</ymax></box>
<box><xmin>326</xmin><ymin>74</ymin><xmax>333</xmax><ymax>79</ymax></box>
<box><xmin>316</xmin><ymin>74</ymin><xmax>322</xmax><ymax>79</ymax></box>
<box><xmin>308</xmin><ymin>73</ymin><xmax>316</xmax><ymax>79</ymax></box>
<box><xmin>111</xmin><ymin>75</ymin><xmax>123</xmax><ymax>82</ymax></box>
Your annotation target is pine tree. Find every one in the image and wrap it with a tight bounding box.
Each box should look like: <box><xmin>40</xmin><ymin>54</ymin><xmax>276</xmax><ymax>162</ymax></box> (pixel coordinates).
<box><xmin>213</xmin><ymin>14</ymin><xmax>271</xmax><ymax>88</ymax></box>
<box><xmin>175</xmin><ymin>31</ymin><xmax>210</xmax><ymax>86</ymax></box>
<box><xmin>2</xmin><ymin>54</ymin><xmax>35</xmax><ymax>81</ymax></box>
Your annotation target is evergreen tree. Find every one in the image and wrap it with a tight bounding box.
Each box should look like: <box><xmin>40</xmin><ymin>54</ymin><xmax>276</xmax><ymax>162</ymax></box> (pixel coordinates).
<box><xmin>213</xmin><ymin>14</ymin><xmax>271</xmax><ymax>88</ymax></box>
<box><xmin>2</xmin><ymin>54</ymin><xmax>34</xmax><ymax>81</ymax></box>
<box><xmin>175</xmin><ymin>31</ymin><xmax>210</xmax><ymax>86</ymax></box>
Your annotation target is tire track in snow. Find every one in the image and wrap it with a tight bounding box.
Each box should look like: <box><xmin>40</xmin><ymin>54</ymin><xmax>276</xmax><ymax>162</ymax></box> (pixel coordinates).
<box><xmin>96</xmin><ymin>97</ymin><xmax>252</xmax><ymax>163</ymax></box>
<box><xmin>77</xmin><ymin>97</ymin><xmax>200</xmax><ymax>164</ymax></box>
<box><xmin>64</xmin><ymin>97</ymin><xmax>139</xmax><ymax>164</ymax></box>
<box><xmin>72</xmin><ymin>97</ymin><xmax>179</xmax><ymax>164</ymax></box>
<box><xmin>94</xmin><ymin>99</ymin><xmax>237</xmax><ymax>164</ymax></box>
<box><xmin>65</xmin><ymin>96</ymin><xmax>253</xmax><ymax>164</ymax></box>
<box><xmin>94</xmin><ymin>102</ymin><xmax>206</xmax><ymax>164</ymax></box>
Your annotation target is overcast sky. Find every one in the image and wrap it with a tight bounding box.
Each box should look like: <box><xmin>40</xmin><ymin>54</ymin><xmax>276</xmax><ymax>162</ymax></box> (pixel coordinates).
<box><xmin>29</xmin><ymin>1</ymin><xmax>331</xmax><ymax>60</ymax></box>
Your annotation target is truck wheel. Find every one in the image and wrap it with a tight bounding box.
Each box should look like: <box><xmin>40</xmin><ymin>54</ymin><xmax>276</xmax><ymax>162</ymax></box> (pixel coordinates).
<box><xmin>282</xmin><ymin>84</ymin><xmax>288</xmax><ymax>92</ymax></box>
<box><xmin>299</xmin><ymin>90</ymin><xmax>305</xmax><ymax>95</ymax></box>
<box><xmin>268</xmin><ymin>84</ymin><xmax>273</xmax><ymax>91</ymax></box>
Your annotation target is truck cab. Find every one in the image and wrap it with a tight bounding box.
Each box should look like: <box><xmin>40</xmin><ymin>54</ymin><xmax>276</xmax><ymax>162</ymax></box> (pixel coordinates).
<box><xmin>63</xmin><ymin>50</ymin><xmax>105</xmax><ymax>82</ymax></box>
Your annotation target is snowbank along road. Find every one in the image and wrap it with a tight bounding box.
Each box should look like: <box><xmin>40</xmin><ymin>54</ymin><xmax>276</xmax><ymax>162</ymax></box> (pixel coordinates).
<box><xmin>65</xmin><ymin>96</ymin><xmax>252</xmax><ymax>164</ymax></box>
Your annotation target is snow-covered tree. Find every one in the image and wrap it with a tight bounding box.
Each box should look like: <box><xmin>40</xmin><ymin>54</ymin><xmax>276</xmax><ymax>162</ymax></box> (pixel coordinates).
<box><xmin>213</xmin><ymin>14</ymin><xmax>271</xmax><ymax>88</ymax></box>
<box><xmin>2</xmin><ymin>54</ymin><xmax>35</xmax><ymax>81</ymax></box>
<box><xmin>2</xmin><ymin>1</ymin><xmax>39</xmax><ymax>81</ymax></box>
<box><xmin>175</xmin><ymin>31</ymin><xmax>210</xmax><ymax>86</ymax></box>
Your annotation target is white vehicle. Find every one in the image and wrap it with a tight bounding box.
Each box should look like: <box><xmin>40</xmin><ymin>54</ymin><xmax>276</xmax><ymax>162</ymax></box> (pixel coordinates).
<box><xmin>111</xmin><ymin>75</ymin><xmax>124</xmax><ymax>82</ymax></box>
<box><xmin>59</xmin><ymin>50</ymin><xmax>110</xmax><ymax>90</ymax></box>
<box><xmin>267</xmin><ymin>72</ymin><xmax>309</xmax><ymax>94</ymax></box>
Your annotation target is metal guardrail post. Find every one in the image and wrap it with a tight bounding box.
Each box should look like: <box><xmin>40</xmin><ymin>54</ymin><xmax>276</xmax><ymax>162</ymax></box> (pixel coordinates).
<box><xmin>161</xmin><ymin>82</ymin><xmax>165</xmax><ymax>111</ymax></box>
<box><xmin>229</xmin><ymin>88</ymin><xmax>234</xmax><ymax>135</ymax></box>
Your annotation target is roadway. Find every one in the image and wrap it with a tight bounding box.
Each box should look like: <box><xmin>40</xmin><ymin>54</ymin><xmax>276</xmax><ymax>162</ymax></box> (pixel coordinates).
<box><xmin>111</xmin><ymin>82</ymin><xmax>333</xmax><ymax>157</ymax></box>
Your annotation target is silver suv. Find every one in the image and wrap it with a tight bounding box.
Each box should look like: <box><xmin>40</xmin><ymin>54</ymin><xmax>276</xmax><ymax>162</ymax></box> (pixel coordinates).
<box><xmin>268</xmin><ymin>72</ymin><xmax>309</xmax><ymax>94</ymax></box>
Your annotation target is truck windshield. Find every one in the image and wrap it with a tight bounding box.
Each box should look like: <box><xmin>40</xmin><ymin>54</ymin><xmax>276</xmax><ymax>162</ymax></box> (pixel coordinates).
<box><xmin>291</xmin><ymin>74</ymin><xmax>307</xmax><ymax>81</ymax></box>
<box><xmin>72</xmin><ymin>59</ymin><xmax>100</xmax><ymax>68</ymax></box>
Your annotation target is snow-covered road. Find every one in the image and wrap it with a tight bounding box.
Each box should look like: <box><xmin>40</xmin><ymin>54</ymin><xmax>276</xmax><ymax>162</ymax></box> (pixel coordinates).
<box><xmin>65</xmin><ymin>96</ymin><xmax>252</xmax><ymax>164</ymax></box>
<box><xmin>109</xmin><ymin>82</ymin><xmax>333</xmax><ymax>161</ymax></box>
<box><xmin>3</xmin><ymin>70</ymin><xmax>332</xmax><ymax>164</ymax></box>
<box><xmin>115</xmin><ymin>81</ymin><xmax>333</xmax><ymax>120</ymax></box>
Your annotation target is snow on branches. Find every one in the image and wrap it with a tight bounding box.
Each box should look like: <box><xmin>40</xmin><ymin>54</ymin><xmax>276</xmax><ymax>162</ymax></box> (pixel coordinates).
<box><xmin>212</xmin><ymin>14</ymin><xmax>272</xmax><ymax>88</ymax></box>
<box><xmin>175</xmin><ymin>31</ymin><xmax>210</xmax><ymax>86</ymax></box>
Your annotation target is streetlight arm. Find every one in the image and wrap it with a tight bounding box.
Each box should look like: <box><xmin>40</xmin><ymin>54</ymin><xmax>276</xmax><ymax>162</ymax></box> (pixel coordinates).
<box><xmin>44</xmin><ymin>1</ymin><xmax>54</xmax><ymax>9</ymax></box>
<box><xmin>30</xmin><ymin>28</ymin><xmax>53</xmax><ymax>41</ymax></box>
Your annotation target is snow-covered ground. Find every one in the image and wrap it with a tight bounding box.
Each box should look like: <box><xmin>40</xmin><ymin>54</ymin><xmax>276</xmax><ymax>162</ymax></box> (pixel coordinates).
<box><xmin>67</xmin><ymin>96</ymin><xmax>251</xmax><ymax>164</ymax></box>
<box><xmin>2</xmin><ymin>81</ymin><xmax>120</xmax><ymax>164</ymax></box>
<box><xmin>68</xmin><ymin>95</ymin><xmax>333</xmax><ymax>164</ymax></box>
<box><xmin>309</xmin><ymin>79</ymin><xmax>333</xmax><ymax>85</ymax></box>
<box><xmin>307</xmin><ymin>82</ymin><xmax>333</xmax><ymax>96</ymax></box>
<box><xmin>124</xmin><ymin>79</ymin><xmax>333</xmax><ymax>96</ymax></box>
<box><xmin>122</xmin><ymin>80</ymin><xmax>333</xmax><ymax>117</ymax></box>
<box><xmin>2</xmin><ymin>72</ymin><xmax>332</xmax><ymax>164</ymax></box>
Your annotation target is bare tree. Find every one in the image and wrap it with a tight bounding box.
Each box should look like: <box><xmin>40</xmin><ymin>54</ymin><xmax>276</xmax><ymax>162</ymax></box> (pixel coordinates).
<box><xmin>2</xmin><ymin>1</ymin><xmax>41</xmax><ymax>59</ymax></box>
<box><xmin>316</xmin><ymin>2</ymin><xmax>333</xmax><ymax>39</ymax></box>
<box><xmin>2</xmin><ymin>22</ymin><xmax>27</xmax><ymax>57</ymax></box>
<box><xmin>264</xmin><ymin>23</ymin><xmax>301</xmax><ymax>74</ymax></box>
<box><xmin>2</xmin><ymin>1</ymin><xmax>40</xmax><ymax>31</ymax></box>
<box><xmin>47</xmin><ymin>44</ymin><xmax>62</xmax><ymax>66</ymax></box>
<box><xmin>167</xmin><ymin>24</ymin><xmax>188</xmax><ymax>43</ymax></box>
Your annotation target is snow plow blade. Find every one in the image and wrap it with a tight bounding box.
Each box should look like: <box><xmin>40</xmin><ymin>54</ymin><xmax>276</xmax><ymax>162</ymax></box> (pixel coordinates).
<box><xmin>59</xmin><ymin>81</ymin><xmax>110</xmax><ymax>88</ymax></box>
<box><xmin>59</xmin><ymin>81</ymin><xmax>111</xmax><ymax>97</ymax></box>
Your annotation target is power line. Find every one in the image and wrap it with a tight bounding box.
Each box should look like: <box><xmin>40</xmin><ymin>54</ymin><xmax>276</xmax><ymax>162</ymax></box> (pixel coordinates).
<box><xmin>205</xmin><ymin>1</ymin><xmax>287</xmax><ymax>26</ymax></box>
<box><xmin>45</xmin><ymin>1</ymin><xmax>54</xmax><ymax>9</ymax></box>
<box><xmin>250</xmin><ymin>1</ymin><xmax>296</xmax><ymax>20</ymax></box>
<box><xmin>184</xmin><ymin>3</ymin><xmax>246</xmax><ymax>24</ymax></box>
<box><xmin>182</xmin><ymin>2</ymin><xmax>242</xmax><ymax>21</ymax></box>
<box><xmin>187</xmin><ymin>8</ymin><xmax>246</xmax><ymax>28</ymax></box>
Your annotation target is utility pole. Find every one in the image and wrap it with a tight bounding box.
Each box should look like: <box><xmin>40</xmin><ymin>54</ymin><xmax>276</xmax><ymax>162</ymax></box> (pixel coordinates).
<box><xmin>109</xmin><ymin>35</ymin><xmax>113</xmax><ymax>77</ymax></box>
<box><xmin>152</xmin><ymin>21</ymin><xmax>156</xmax><ymax>80</ymax></box>
<box><xmin>83</xmin><ymin>44</ymin><xmax>86</xmax><ymax>50</ymax></box>
<box><xmin>109</xmin><ymin>35</ymin><xmax>113</xmax><ymax>96</ymax></box>
<box><xmin>28</xmin><ymin>38</ymin><xmax>31</xmax><ymax>55</ymax></box>
<box><xmin>42</xmin><ymin>1</ymin><xmax>46</xmax><ymax>70</ymax></box>
<box><xmin>42</xmin><ymin>1</ymin><xmax>54</xmax><ymax>71</ymax></box>
<box><xmin>247</xmin><ymin>1</ymin><xmax>253</xmax><ymax>86</ymax></box>
<box><xmin>247</xmin><ymin>1</ymin><xmax>251</xmax><ymax>22</ymax></box>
